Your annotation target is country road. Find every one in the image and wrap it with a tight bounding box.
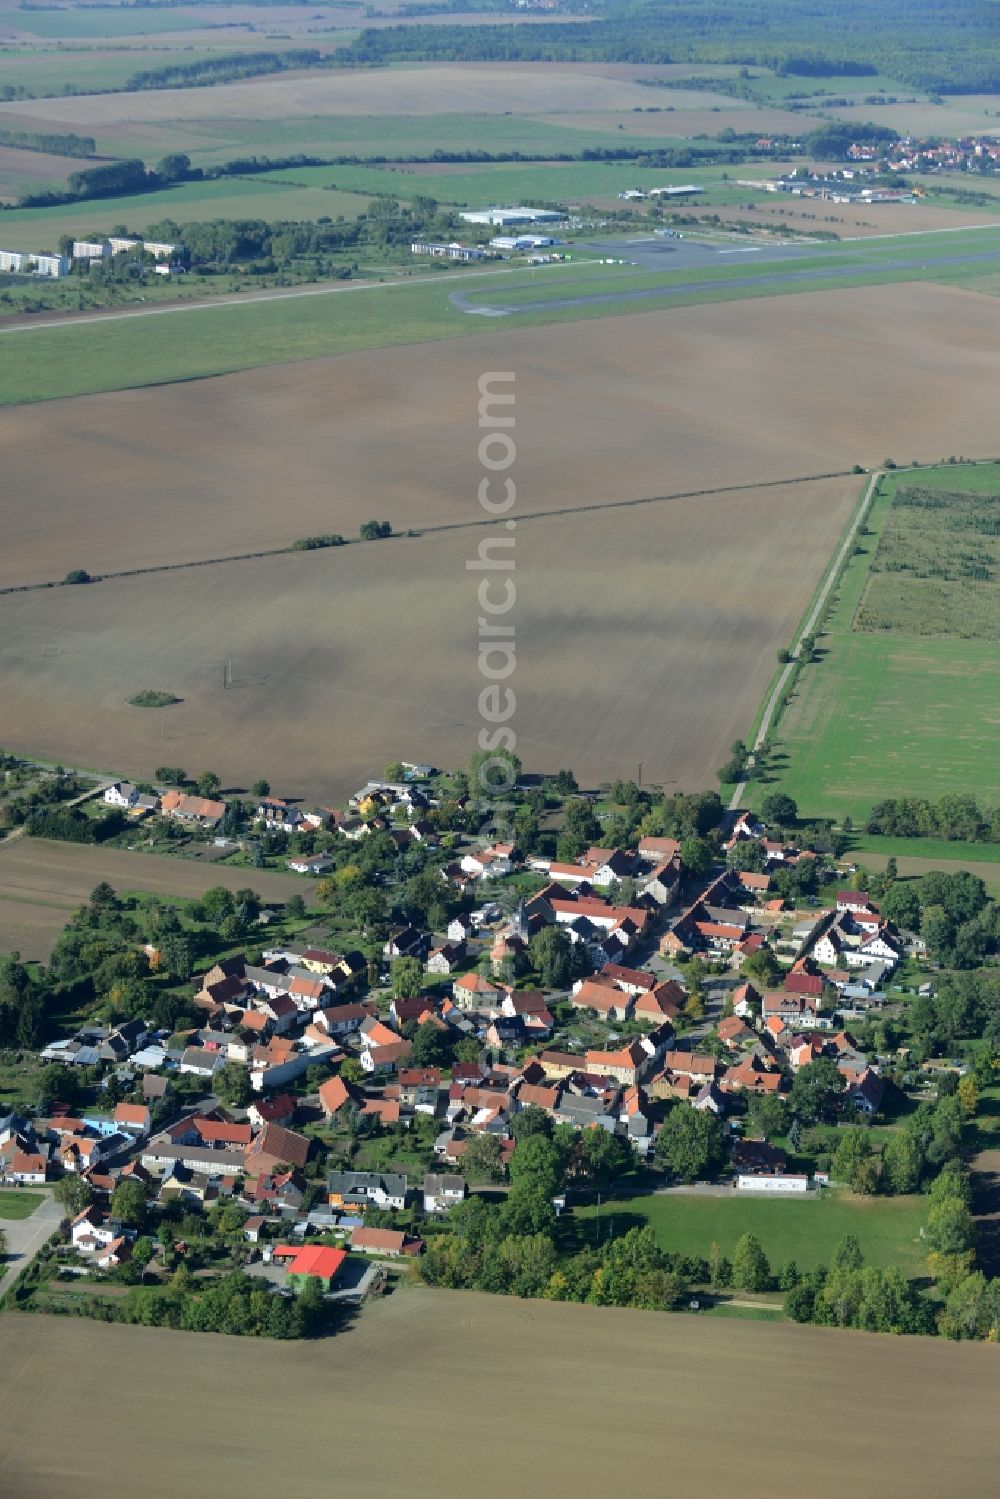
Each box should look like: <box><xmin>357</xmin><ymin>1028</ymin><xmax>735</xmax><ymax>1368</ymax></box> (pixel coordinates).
<box><xmin>728</xmin><ymin>469</ymin><xmax>881</xmax><ymax>811</ymax></box>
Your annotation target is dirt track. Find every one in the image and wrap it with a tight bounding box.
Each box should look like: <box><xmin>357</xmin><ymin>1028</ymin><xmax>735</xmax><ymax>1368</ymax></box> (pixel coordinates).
<box><xmin>0</xmin><ymin>1289</ymin><xmax>997</xmax><ymax>1499</ymax></box>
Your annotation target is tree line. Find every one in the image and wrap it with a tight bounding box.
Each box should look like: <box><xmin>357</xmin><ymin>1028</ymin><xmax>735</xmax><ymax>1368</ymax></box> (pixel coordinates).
<box><xmin>866</xmin><ymin>794</ymin><xmax>1000</xmax><ymax>845</ymax></box>
<box><xmin>0</xmin><ymin>127</ymin><xmax>95</xmax><ymax>158</ymax></box>
<box><xmin>125</xmin><ymin>49</ymin><xmax>330</xmax><ymax>92</ymax></box>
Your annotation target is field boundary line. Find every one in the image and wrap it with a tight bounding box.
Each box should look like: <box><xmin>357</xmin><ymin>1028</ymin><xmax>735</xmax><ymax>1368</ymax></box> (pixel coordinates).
<box><xmin>728</xmin><ymin>468</ymin><xmax>881</xmax><ymax>810</ymax></box>
<box><xmin>0</xmin><ymin>468</ymin><xmax>863</xmax><ymax>597</ymax></box>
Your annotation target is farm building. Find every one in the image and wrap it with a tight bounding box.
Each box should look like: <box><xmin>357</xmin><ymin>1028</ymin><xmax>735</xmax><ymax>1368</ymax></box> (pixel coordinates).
<box><xmin>274</xmin><ymin>1243</ymin><xmax>346</xmax><ymax>1291</ymax></box>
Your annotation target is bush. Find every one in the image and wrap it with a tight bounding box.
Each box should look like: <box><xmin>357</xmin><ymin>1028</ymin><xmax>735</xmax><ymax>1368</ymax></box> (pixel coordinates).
<box><xmin>128</xmin><ymin>690</ymin><xmax>180</xmax><ymax>708</ymax></box>
<box><xmin>63</xmin><ymin>569</ymin><xmax>91</xmax><ymax>585</ymax></box>
<box><xmin>292</xmin><ymin>534</ymin><xmax>345</xmax><ymax>550</ymax></box>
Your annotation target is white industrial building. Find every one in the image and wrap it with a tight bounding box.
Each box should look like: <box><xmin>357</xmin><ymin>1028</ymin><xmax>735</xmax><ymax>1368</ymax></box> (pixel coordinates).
<box><xmin>648</xmin><ymin>184</ymin><xmax>705</xmax><ymax>198</ymax></box>
<box><xmin>736</xmin><ymin>1173</ymin><xmax>811</xmax><ymax>1193</ymax></box>
<box><xmin>410</xmin><ymin>240</ymin><xmax>488</xmax><ymax>261</ymax></box>
<box><xmin>460</xmin><ymin>206</ymin><xmax>563</xmax><ymax>227</ymax></box>
<box><xmin>490</xmin><ymin>234</ymin><xmax>558</xmax><ymax>251</ymax></box>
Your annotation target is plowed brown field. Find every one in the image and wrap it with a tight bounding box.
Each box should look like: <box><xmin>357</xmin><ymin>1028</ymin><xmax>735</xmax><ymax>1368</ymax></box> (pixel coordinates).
<box><xmin>0</xmin><ymin>1290</ymin><xmax>997</xmax><ymax>1499</ymax></box>
<box><xmin>2</xmin><ymin>282</ymin><xmax>998</xmax><ymax>589</ymax></box>
<box><xmin>0</xmin><ymin>477</ymin><xmax>859</xmax><ymax>802</ymax></box>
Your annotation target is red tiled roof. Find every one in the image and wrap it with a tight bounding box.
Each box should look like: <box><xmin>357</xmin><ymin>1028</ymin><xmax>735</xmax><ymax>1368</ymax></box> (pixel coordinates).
<box><xmin>275</xmin><ymin>1244</ymin><xmax>346</xmax><ymax>1280</ymax></box>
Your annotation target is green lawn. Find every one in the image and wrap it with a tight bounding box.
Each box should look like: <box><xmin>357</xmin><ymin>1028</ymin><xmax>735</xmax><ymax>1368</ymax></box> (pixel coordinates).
<box><xmin>849</xmin><ymin>834</ymin><xmax>1000</xmax><ymax>864</ymax></box>
<box><xmin>0</xmin><ymin>6</ymin><xmax>219</xmax><ymax>38</ymax></box>
<box><xmin>0</xmin><ymin>1053</ymin><xmax>45</xmax><ymax>1113</ymax></box>
<box><xmin>757</xmin><ymin>464</ymin><xmax>1000</xmax><ymax>823</ymax></box>
<box><xmin>0</xmin><ymin>1189</ymin><xmax>45</xmax><ymax>1220</ymax></box>
<box><xmin>0</xmin><ymin>44</ymin><xmax>290</xmax><ymax>100</ymax></box>
<box><xmin>0</xmin><ymin>177</ymin><xmax>374</xmax><ymax>252</ymax></box>
<box><xmin>700</xmin><ymin>1300</ymin><xmax>785</xmax><ymax>1320</ymax></box>
<box><xmin>257</xmin><ymin>159</ymin><xmax>752</xmax><ymax>207</ymax></box>
<box><xmin>577</xmin><ymin>1189</ymin><xmax>929</xmax><ymax>1276</ymax></box>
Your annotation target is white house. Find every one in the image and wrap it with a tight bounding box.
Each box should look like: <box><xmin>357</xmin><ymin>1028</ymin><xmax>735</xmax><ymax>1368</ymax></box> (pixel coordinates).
<box><xmin>858</xmin><ymin>932</ymin><xmax>902</xmax><ymax>963</ymax></box>
<box><xmin>844</xmin><ymin>936</ymin><xmax>900</xmax><ymax>970</ymax></box>
<box><xmin>3</xmin><ymin>1150</ymin><xmax>48</xmax><ymax>1185</ymax></box>
<box><xmin>460</xmin><ymin>845</ymin><xmax>514</xmax><ymax>880</ymax></box>
<box><xmin>422</xmin><ymin>1173</ymin><xmax>467</xmax><ymax>1213</ymax></box>
<box><xmin>71</xmin><ymin>1206</ymin><xmax>123</xmax><ymax>1254</ymax></box>
<box><xmin>813</xmin><ymin>929</ymin><xmax>844</xmax><ymax>966</ymax></box>
<box><xmin>287</xmin><ymin>854</ymin><xmax>334</xmax><ymax>876</ymax></box>
<box><xmin>426</xmin><ymin>943</ymin><xmax>465</xmax><ymax>976</ymax></box>
<box><xmin>640</xmin><ymin>859</ymin><xmax>681</xmax><ymax>906</ymax></box>
<box><xmin>179</xmin><ymin>1047</ymin><xmax>222</xmax><ymax>1079</ymax></box>
<box><xmin>256</xmin><ymin>798</ymin><xmax>305</xmax><ymax>833</ymax></box>
<box><xmin>837</xmin><ymin>891</ymin><xmax>874</xmax><ymax>915</ymax></box>
<box><xmin>104</xmin><ymin>781</ymin><xmax>138</xmax><ymax>808</ymax></box>
<box><xmin>447</xmin><ymin>914</ymin><xmax>476</xmax><ymax>943</ymax></box>
<box><xmin>113</xmin><ymin>1103</ymin><xmax>151</xmax><ymax>1139</ymax></box>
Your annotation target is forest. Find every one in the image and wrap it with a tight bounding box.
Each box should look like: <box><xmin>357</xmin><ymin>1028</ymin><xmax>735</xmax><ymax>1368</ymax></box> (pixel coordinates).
<box><xmin>338</xmin><ymin>0</ymin><xmax>1000</xmax><ymax>93</ymax></box>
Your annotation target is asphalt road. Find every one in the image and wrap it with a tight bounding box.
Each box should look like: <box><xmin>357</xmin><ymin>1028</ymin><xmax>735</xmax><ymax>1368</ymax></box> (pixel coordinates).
<box><xmin>0</xmin><ymin>1191</ymin><xmax>62</xmax><ymax>1298</ymax></box>
<box><xmin>449</xmin><ymin>241</ymin><xmax>1000</xmax><ymax>317</ymax></box>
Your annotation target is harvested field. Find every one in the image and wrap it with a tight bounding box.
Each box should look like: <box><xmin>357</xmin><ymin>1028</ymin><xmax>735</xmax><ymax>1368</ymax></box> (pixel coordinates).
<box><xmin>824</xmin><ymin>95</ymin><xmax>1000</xmax><ymax>140</ymax></box>
<box><xmin>0</xmin><ymin>479</ymin><xmax>860</xmax><ymax>803</ymax></box>
<box><xmin>857</xmin><ymin>852</ymin><xmax>1000</xmax><ymax>899</ymax></box>
<box><xmin>3</xmin><ymin>282</ymin><xmax>999</xmax><ymax>587</ymax></box>
<box><xmin>688</xmin><ymin>201</ymin><xmax>1000</xmax><ymax>239</ymax></box>
<box><xmin>0</xmin><ymin>837</ymin><xmax>315</xmax><ymax>961</ymax></box>
<box><xmin>0</xmin><ymin>143</ymin><xmax>91</xmax><ymax>201</ymax></box>
<box><xmin>0</xmin><ymin>1290</ymin><xmax>998</xmax><ymax>1499</ymax></box>
<box><xmin>545</xmin><ymin>104</ymin><xmax>818</xmax><ymax>137</ymax></box>
<box><xmin>0</xmin><ymin>63</ymin><xmax>729</xmax><ymax>134</ymax></box>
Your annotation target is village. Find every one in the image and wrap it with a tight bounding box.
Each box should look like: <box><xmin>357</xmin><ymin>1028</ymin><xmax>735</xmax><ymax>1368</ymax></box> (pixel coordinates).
<box><xmin>0</xmin><ymin>758</ymin><xmax>944</xmax><ymax>1324</ymax></box>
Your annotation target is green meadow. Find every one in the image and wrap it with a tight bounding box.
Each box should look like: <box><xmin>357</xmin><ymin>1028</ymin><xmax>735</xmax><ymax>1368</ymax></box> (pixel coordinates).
<box><xmin>256</xmin><ymin>159</ymin><xmax>753</xmax><ymax>207</ymax></box>
<box><xmin>0</xmin><ymin>6</ymin><xmax>220</xmax><ymax>38</ymax></box>
<box><xmin>0</xmin><ymin>176</ymin><xmax>375</xmax><ymax>251</ymax></box>
<box><xmin>761</xmin><ymin>463</ymin><xmax>1000</xmax><ymax>824</ymax></box>
<box><xmin>576</xmin><ymin>1189</ymin><xmax>929</xmax><ymax>1277</ymax></box>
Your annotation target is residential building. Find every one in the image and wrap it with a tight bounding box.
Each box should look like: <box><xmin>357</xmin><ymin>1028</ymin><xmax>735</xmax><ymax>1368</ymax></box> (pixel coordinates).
<box><xmin>160</xmin><ymin>790</ymin><xmax>226</xmax><ymax>826</ymax></box>
<box><xmin>72</xmin><ymin>240</ymin><xmax>111</xmax><ymax>260</ymax></box>
<box><xmin>328</xmin><ymin>1170</ymin><xmax>407</xmax><ymax>1212</ymax></box>
<box><xmin>350</xmin><ymin>1226</ymin><xmax>420</xmax><ymax>1257</ymax></box>
<box><xmin>423</xmin><ymin>1173</ymin><xmax>467</xmax><ymax>1213</ymax></box>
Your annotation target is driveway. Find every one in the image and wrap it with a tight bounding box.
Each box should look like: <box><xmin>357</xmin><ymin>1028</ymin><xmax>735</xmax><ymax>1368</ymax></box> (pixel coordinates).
<box><xmin>0</xmin><ymin>1192</ymin><xmax>63</xmax><ymax>1297</ymax></box>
